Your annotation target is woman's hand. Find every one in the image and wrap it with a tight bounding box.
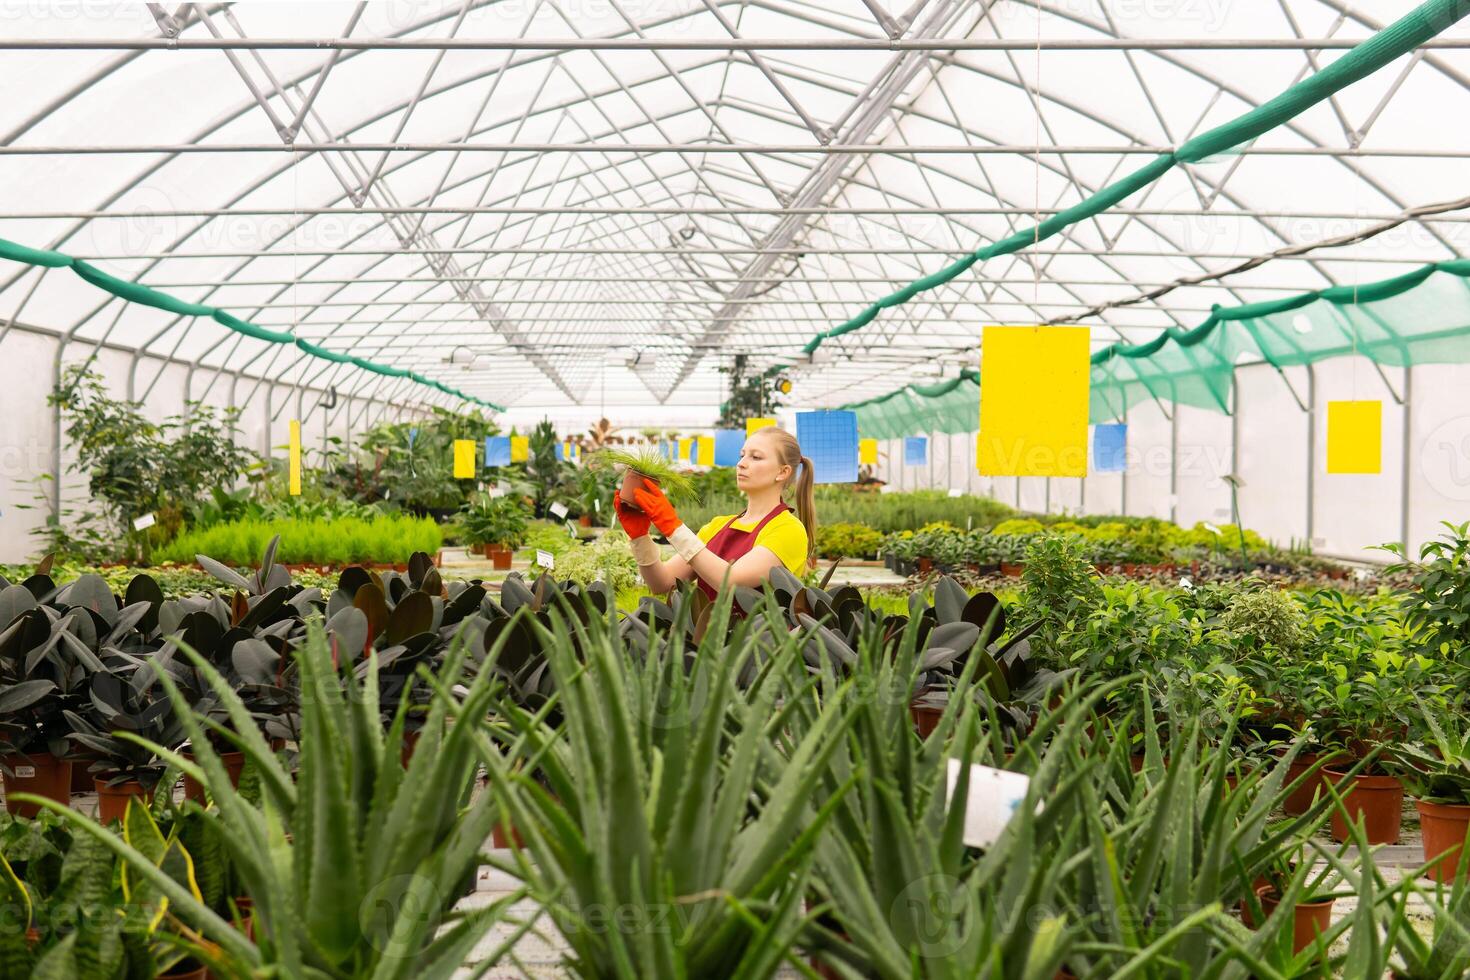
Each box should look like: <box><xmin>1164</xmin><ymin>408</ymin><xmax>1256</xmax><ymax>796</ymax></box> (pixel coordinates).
<box><xmin>630</xmin><ymin>478</ymin><xmax>682</xmax><ymax>537</ymax></box>
<box><xmin>613</xmin><ymin>493</ymin><xmax>652</xmax><ymax>539</ymax></box>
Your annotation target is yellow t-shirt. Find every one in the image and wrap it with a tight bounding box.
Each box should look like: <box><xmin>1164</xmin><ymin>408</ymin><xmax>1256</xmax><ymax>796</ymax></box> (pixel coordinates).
<box><xmin>696</xmin><ymin>509</ymin><xmax>810</xmax><ymax>576</ymax></box>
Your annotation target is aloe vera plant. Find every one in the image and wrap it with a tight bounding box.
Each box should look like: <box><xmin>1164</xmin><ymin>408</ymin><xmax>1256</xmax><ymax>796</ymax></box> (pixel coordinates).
<box><xmin>476</xmin><ymin>586</ymin><xmax>859</xmax><ymax>978</ymax></box>
<box><xmin>16</xmin><ymin>619</ymin><xmax>530</xmax><ymax>979</ymax></box>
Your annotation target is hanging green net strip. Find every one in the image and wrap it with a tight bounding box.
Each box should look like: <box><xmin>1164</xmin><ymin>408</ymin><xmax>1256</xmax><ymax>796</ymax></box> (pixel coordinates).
<box><xmin>803</xmin><ymin>0</ymin><xmax>1470</xmax><ymax>357</ymax></box>
<box><xmin>0</xmin><ymin>236</ymin><xmax>504</xmax><ymax>412</ymax></box>
<box><xmin>842</xmin><ymin>259</ymin><xmax>1470</xmax><ymax>433</ymax></box>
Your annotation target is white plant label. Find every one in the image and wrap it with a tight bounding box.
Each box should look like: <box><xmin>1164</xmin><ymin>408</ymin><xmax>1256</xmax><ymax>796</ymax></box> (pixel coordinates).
<box><xmin>945</xmin><ymin>758</ymin><xmax>1035</xmax><ymax>849</ymax></box>
<box><xmin>1202</xmin><ymin>522</ymin><xmax>1222</xmax><ymax>536</ymax></box>
<box><xmin>13</xmin><ymin>765</ymin><xmax>35</xmax><ymax>779</ymax></box>
<box><xmin>549</xmin><ymin>502</ymin><xmax>569</xmax><ymax>519</ymax></box>
<box><xmin>488</xmin><ymin>484</ymin><xmax>507</xmax><ymax>498</ymax></box>
<box><xmin>536</xmin><ymin>549</ymin><xmax>555</xmax><ymax>570</ymax></box>
<box><xmin>132</xmin><ymin>513</ymin><xmax>156</xmax><ymax>531</ymax></box>
<box><xmin>947</xmin><ymin>488</ymin><xmax>963</xmax><ymax>498</ymax></box>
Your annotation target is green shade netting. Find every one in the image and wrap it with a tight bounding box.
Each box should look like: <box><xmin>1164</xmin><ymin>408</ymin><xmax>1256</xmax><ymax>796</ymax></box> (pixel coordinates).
<box><xmin>844</xmin><ymin>260</ymin><xmax>1470</xmax><ymax>434</ymax></box>
<box><xmin>0</xmin><ymin>236</ymin><xmax>503</xmax><ymax>411</ymax></box>
<box><xmin>804</xmin><ymin>0</ymin><xmax>1470</xmax><ymax>355</ymax></box>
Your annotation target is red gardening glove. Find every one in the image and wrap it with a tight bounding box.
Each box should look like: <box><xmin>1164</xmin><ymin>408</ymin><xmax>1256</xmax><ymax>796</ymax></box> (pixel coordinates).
<box><xmin>630</xmin><ymin>477</ymin><xmax>681</xmax><ymax>537</ymax></box>
<box><xmin>613</xmin><ymin>493</ymin><xmax>652</xmax><ymax>539</ymax></box>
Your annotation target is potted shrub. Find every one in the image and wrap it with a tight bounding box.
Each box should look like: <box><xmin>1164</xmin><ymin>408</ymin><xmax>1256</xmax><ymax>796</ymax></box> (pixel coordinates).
<box><xmin>1393</xmin><ymin>704</ymin><xmax>1470</xmax><ymax>883</ymax></box>
<box><xmin>575</xmin><ymin>466</ymin><xmax>606</xmax><ymax>528</ymax></box>
<box><xmin>1241</xmin><ymin>845</ymin><xmax>1344</xmax><ymax>955</ymax></box>
<box><xmin>458</xmin><ymin>492</ymin><xmax>529</xmax><ymax>569</ymax></box>
<box><xmin>64</xmin><ymin>667</ymin><xmax>185</xmax><ymax>824</ymax></box>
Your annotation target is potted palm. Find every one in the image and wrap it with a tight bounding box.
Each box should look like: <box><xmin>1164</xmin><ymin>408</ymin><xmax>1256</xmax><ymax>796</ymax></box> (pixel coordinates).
<box><xmin>1393</xmin><ymin>702</ymin><xmax>1470</xmax><ymax>883</ymax></box>
<box><xmin>458</xmin><ymin>492</ymin><xmax>529</xmax><ymax>569</ymax></box>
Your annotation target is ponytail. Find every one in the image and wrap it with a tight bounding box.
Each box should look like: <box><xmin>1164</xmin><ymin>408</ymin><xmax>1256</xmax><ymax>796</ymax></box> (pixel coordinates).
<box><xmin>749</xmin><ymin>427</ymin><xmax>820</xmax><ymax>568</ymax></box>
<box><xmin>795</xmin><ymin>455</ymin><xmax>817</xmax><ymax>569</ymax></box>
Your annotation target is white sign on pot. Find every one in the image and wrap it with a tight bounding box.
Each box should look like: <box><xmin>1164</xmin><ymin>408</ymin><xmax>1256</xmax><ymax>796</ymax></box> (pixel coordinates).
<box><xmin>549</xmin><ymin>502</ymin><xmax>569</xmax><ymax>519</ymax></box>
<box><xmin>536</xmin><ymin>550</ymin><xmax>555</xmax><ymax>570</ymax></box>
<box><xmin>944</xmin><ymin>758</ymin><xmax>1035</xmax><ymax>849</ymax></box>
<box><xmin>132</xmin><ymin>513</ymin><xmax>156</xmax><ymax>531</ymax></box>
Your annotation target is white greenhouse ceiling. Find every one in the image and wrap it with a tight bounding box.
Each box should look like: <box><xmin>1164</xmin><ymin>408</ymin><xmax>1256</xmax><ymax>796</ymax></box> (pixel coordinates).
<box><xmin>0</xmin><ymin>0</ymin><xmax>1467</xmax><ymax>420</ymax></box>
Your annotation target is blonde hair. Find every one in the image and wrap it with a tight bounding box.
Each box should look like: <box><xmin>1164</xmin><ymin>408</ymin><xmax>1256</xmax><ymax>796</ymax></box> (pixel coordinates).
<box><xmin>751</xmin><ymin>427</ymin><xmax>817</xmax><ymax>567</ymax></box>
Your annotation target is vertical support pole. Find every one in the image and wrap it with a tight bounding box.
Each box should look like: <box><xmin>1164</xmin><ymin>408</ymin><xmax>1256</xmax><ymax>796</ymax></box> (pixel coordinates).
<box><xmin>1305</xmin><ymin>364</ymin><xmax>1316</xmax><ymax>546</ymax></box>
<box><xmin>1044</xmin><ymin>477</ymin><xmax>1051</xmax><ymax>514</ymax></box>
<box><xmin>262</xmin><ymin>382</ymin><xmax>274</xmax><ymax>459</ymax></box>
<box><xmin>1401</xmin><ymin>365</ymin><xmax>1413</xmax><ymax>548</ymax></box>
<box><xmin>1169</xmin><ymin>404</ymin><xmax>1179</xmax><ymax>525</ymax></box>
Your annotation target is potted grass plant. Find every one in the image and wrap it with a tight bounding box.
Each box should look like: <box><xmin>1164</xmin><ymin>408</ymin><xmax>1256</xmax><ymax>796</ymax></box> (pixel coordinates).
<box><xmin>459</xmin><ymin>492</ymin><xmax>529</xmax><ymax>569</ymax></box>
<box><xmin>589</xmin><ymin>445</ymin><xmax>696</xmax><ymax>511</ymax></box>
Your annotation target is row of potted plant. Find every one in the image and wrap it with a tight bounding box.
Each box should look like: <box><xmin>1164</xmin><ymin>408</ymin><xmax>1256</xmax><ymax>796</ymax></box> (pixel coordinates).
<box><xmin>1016</xmin><ymin>522</ymin><xmax>1470</xmax><ymax>873</ymax></box>
<box><xmin>881</xmin><ymin>515</ymin><xmax>1348</xmax><ymax>580</ymax></box>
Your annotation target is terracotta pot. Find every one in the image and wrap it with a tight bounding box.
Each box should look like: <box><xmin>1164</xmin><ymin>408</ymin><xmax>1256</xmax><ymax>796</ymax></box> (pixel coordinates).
<box><xmin>400</xmin><ymin>729</ymin><xmax>421</xmax><ymax>768</ymax></box>
<box><xmin>183</xmin><ymin>751</ymin><xmax>247</xmax><ymax>804</ymax></box>
<box><xmin>1281</xmin><ymin>752</ymin><xmax>1336</xmax><ymax>816</ymax></box>
<box><xmin>1326</xmin><ymin>768</ymin><xmax>1404</xmax><ymax>845</ymax></box>
<box><xmin>491</xmin><ymin>820</ymin><xmax>527</xmax><ymax>849</ymax></box>
<box><xmin>910</xmin><ymin>702</ymin><xmax>944</xmax><ymax>739</ymax></box>
<box><xmin>1000</xmin><ymin>562</ymin><xmax>1024</xmax><ymax>577</ymax></box>
<box><xmin>2</xmin><ymin>753</ymin><xmax>72</xmax><ymax>818</ymax></box>
<box><xmin>916</xmin><ymin>557</ymin><xmax>933</xmax><ymax>574</ymax></box>
<box><xmin>95</xmin><ymin>776</ymin><xmax>152</xmax><ymax>825</ymax></box>
<box><xmin>157</xmin><ymin>960</ymin><xmax>207</xmax><ymax>980</ymax></box>
<box><xmin>1417</xmin><ymin>799</ymin><xmax>1470</xmax><ymax>883</ymax></box>
<box><xmin>620</xmin><ymin>470</ymin><xmax>655</xmax><ymax>508</ymax></box>
<box><xmin>486</xmin><ymin>546</ymin><xmax>513</xmax><ymax>571</ymax></box>
<box><xmin>578</xmin><ymin>514</ymin><xmax>593</xmax><ymax>527</ymax></box>
<box><xmin>1257</xmin><ymin>886</ymin><xmax>1335</xmax><ymax>954</ymax></box>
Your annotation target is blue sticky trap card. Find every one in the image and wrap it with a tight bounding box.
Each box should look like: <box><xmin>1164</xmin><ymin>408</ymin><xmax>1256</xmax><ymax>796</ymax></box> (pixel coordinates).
<box><xmin>408</xmin><ymin>427</ymin><xmax>418</xmax><ymax>448</ymax></box>
<box><xmin>795</xmin><ymin>410</ymin><xmax>859</xmax><ymax>484</ymax></box>
<box><xmin>1092</xmin><ymin>424</ymin><xmax>1127</xmax><ymax>473</ymax></box>
<box><xmin>905</xmin><ymin>436</ymin><xmax>928</xmax><ymax>467</ymax></box>
<box><xmin>555</xmin><ymin>442</ymin><xmax>565</xmax><ymax>461</ymax></box>
<box><xmin>484</xmin><ymin>435</ymin><xmax>512</xmax><ymax>467</ymax></box>
<box><xmin>714</xmin><ymin>429</ymin><xmax>744</xmax><ymax>467</ymax></box>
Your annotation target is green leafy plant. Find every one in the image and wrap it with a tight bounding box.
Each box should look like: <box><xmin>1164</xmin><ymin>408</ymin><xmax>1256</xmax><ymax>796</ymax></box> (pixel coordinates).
<box><xmin>1392</xmin><ymin>696</ymin><xmax>1470</xmax><ymax>805</ymax></box>
<box><xmin>458</xmin><ymin>492</ymin><xmax>530</xmax><ymax>550</ymax></box>
<box><xmin>1381</xmin><ymin>520</ymin><xmax>1470</xmax><ymax>661</ymax></box>
<box><xmin>813</xmin><ymin>521</ymin><xmax>884</xmax><ymax>559</ymax></box>
<box><xmin>1221</xmin><ymin>587</ymin><xmax>1309</xmax><ymax>651</ymax></box>
<box><xmin>553</xmin><ymin>529</ymin><xmax>639</xmax><ymax>593</ymax></box>
<box><xmin>43</xmin><ymin>364</ymin><xmax>259</xmax><ymax>563</ymax></box>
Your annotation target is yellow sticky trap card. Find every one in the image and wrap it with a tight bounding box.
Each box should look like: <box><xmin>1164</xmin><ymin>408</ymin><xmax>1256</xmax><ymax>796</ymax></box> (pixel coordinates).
<box><xmin>1327</xmin><ymin>400</ymin><xmax>1382</xmax><ymax>474</ymax></box>
<box><xmin>676</xmin><ymin>437</ymin><xmax>691</xmax><ymax>461</ymax></box>
<box><xmin>697</xmin><ymin>437</ymin><xmax>714</xmax><ymax>466</ymax></box>
<box><xmin>746</xmin><ymin>417</ymin><xmax>776</xmax><ymax>436</ymax></box>
<box><xmin>288</xmin><ymin>419</ymin><xmax>302</xmax><ymax>496</ymax></box>
<box><xmin>510</xmin><ymin>436</ymin><xmax>529</xmax><ymax>462</ymax></box>
<box><xmin>978</xmin><ymin>326</ymin><xmax>1090</xmax><ymax>477</ymax></box>
<box><xmin>453</xmin><ymin>439</ymin><xmax>476</xmax><ymax>479</ymax></box>
<box><xmin>859</xmin><ymin>438</ymin><xmax>878</xmax><ymax>465</ymax></box>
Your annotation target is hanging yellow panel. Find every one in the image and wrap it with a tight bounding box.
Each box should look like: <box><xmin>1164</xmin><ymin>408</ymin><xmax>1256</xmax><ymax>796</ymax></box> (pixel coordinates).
<box><xmin>746</xmin><ymin>417</ymin><xmax>777</xmax><ymax>436</ymax></box>
<box><xmin>288</xmin><ymin>419</ymin><xmax>302</xmax><ymax>496</ymax></box>
<box><xmin>697</xmin><ymin>436</ymin><xmax>714</xmax><ymax>466</ymax></box>
<box><xmin>1326</xmin><ymin>400</ymin><xmax>1382</xmax><ymax>474</ymax></box>
<box><xmin>859</xmin><ymin>438</ymin><xmax>878</xmax><ymax>465</ymax></box>
<box><xmin>453</xmin><ymin>438</ymin><xmax>476</xmax><ymax>479</ymax></box>
<box><xmin>978</xmin><ymin>326</ymin><xmax>1090</xmax><ymax>478</ymax></box>
<box><xmin>510</xmin><ymin>436</ymin><xmax>529</xmax><ymax>462</ymax></box>
<box><xmin>677</xmin><ymin>437</ymin><xmax>691</xmax><ymax>461</ymax></box>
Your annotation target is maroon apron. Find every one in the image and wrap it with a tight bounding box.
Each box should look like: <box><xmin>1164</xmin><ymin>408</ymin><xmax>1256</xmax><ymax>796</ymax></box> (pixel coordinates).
<box><xmin>697</xmin><ymin>503</ymin><xmax>791</xmax><ymax>600</ymax></box>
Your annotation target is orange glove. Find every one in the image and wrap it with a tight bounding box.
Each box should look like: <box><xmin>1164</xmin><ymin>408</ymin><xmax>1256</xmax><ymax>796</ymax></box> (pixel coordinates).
<box><xmin>630</xmin><ymin>477</ymin><xmax>681</xmax><ymax>537</ymax></box>
<box><xmin>613</xmin><ymin>493</ymin><xmax>652</xmax><ymax>539</ymax></box>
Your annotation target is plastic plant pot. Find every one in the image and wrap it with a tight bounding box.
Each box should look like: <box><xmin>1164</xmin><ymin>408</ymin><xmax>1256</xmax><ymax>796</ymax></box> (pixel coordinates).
<box><xmin>2</xmin><ymin>753</ymin><xmax>72</xmax><ymax>818</ymax></box>
<box><xmin>1417</xmin><ymin>799</ymin><xmax>1470</xmax><ymax>883</ymax></box>
<box><xmin>1326</xmin><ymin>768</ymin><xmax>1405</xmax><ymax>845</ymax></box>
